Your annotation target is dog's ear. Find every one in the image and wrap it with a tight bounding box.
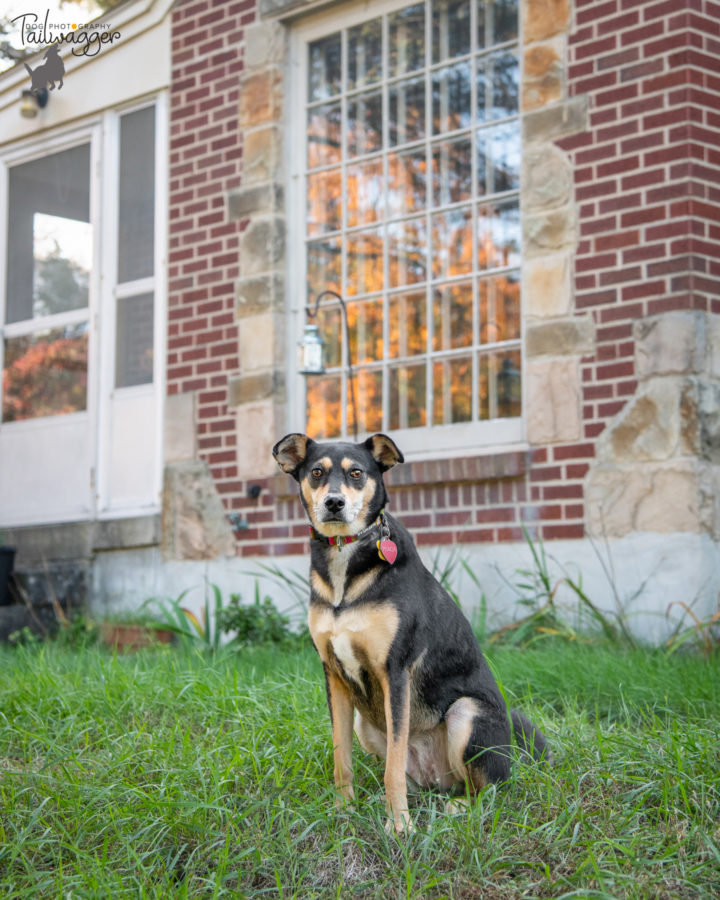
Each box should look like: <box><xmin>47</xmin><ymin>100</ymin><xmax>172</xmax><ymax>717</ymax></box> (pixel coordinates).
<box><xmin>273</xmin><ymin>433</ymin><xmax>313</xmax><ymax>479</ymax></box>
<box><xmin>364</xmin><ymin>433</ymin><xmax>404</xmax><ymax>472</ymax></box>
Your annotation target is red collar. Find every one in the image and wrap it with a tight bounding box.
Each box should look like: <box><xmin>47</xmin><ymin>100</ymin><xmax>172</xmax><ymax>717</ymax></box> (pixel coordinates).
<box><xmin>309</xmin><ymin>511</ymin><xmax>385</xmax><ymax>547</ymax></box>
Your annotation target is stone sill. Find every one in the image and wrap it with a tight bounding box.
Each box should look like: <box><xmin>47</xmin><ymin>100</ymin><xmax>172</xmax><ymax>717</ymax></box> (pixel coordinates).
<box><xmin>269</xmin><ymin>450</ymin><xmax>527</xmax><ymax>498</ymax></box>
<box><xmin>6</xmin><ymin>515</ymin><xmax>161</xmax><ymax>566</ymax></box>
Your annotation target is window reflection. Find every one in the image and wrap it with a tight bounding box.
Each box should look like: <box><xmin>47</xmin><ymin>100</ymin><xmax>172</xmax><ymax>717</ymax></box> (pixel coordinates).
<box><xmin>32</xmin><ymin>213</ymin><xmax>91</xmax><ymax>318</ymax></box>
<box><xmin>303</xmin><ymin>0</ymin><xmax>521</xmax><ymax>435</ymax></box>
<box><xmin>2</xmin><ymin>324</ymin><xmax>88</xmax><ymax>422</ymax></box>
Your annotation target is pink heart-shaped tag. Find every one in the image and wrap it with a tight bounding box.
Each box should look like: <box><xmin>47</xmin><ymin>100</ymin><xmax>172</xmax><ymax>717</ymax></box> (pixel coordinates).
<box><xmin>379</xmin><ymin>539</ymin><xmax>398</xmax><ymax>565</ymax></box>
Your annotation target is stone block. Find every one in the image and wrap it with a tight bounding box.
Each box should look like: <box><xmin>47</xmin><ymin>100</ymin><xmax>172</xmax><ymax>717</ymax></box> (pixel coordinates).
<box><xmin>523</xmin><ymin>206</ymin><xmax>577</xmax><ymax>257</ymax></box>
<box><xmin>240</xmin><ymin>215</ymin><xmax>286</xmax><ymax>276</ymax></box>
<box><xmin>162</xmin><ymin>462</ymin><xmax>235</xmax><ymax>560</ymax></box>
<box><xmin>235</xmin><ymin>399</ymin><xmax>281</xmax><ymax>479</ymax></box>
<box><xmin>526</xmin><ymin>315</ymin><xmax>595</xmax><ymax>357</ymax></box>
<box><xmin>236</xmin><ymin>273</ymin><xmax>285</xmax><ymax>316</ymax></box>
<box><xmin>634</xmin><ymin>310</ymin><xmax>706</xmax><ymax>379</ymax></box>
<box><xmin>595</xmin><ymin>375</ymin><xmax>720</xmax><ymax>467</ymax></box>
<box><xmin>523</xmin><ymin>95</ymin><xmax>588</xmax><ymax>143</ymax></box>
<box><xmin>523</xmin><ymin>143</ymin><xmax>573</xmax><ymax>211</ymax></box>
<box><xmin>238</xmin><ymin>312</ymin><xmax>284</xmax><ymax>371</ymax></box>
<box><xmin>243</xmin><ymin>125</ymin><xmax>283</xmax><ymax>185</ymax></box>
<box><xmin>239</xmin><ymin>68</ymin><xmax>283</xmax><ymax>130</ymax></box>
<box><xmin>228</xmin><ymin>370</ymin><xmax>285</xmax><ymax>407</ymax></box>
<box><xmin>523</xmin><ymin>40</ymin><xmax>565</xmax><ymax>110</ymax></box>
<box><xmin>524</xmin><ymin>0</ymin><xmax>571</xmax><ymax>43</ymax></box>
<box><xmin>244</xmin><ymin>20</ymin><xmax>286</xmax><ymax>68</ymax></box>
<box><xmin>597</xmin><ymin>379</ymin><xmax>689</xmax><ymax>463</ymax></box>
<box><xmin>228</xmin><ymin>183</ymin><xmax>284</xmax><ymax>220</ymax></box>
<box><xmin>708</xmin><ymin>313</ymin><xmax>720</xmax><ymax>379</ymax></box>
<box><xmin>526</xmin><ymin>357</ymin><xmax>581</xmax><ymax>444</ymax></box>
<box><xmin>164</xmin><ymin>391</ymin><xmax>196</xmax><ymax>463</ymax></box>
<box><xmin>586</xmin><ymin>462</ymin><xmax>714</xmax><ymax>537</ymax></box>
<box><xmin>523</xmin><ymin>252</ymin><xmax>572</xmax><ymax>317</ymax></box>
<box><xmin>698</xmin><ymin>381</ymin><xmax>720</xmax><ymax>463</ymax></box>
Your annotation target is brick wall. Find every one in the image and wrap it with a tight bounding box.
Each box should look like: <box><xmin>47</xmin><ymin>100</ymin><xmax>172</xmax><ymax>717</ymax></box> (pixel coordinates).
<box><xmin>565</xmin><ymin>0</ymin><xmax>720</xmax><ymax>434</ymax></box>
<box><xmin>167</xmin><ymin>0</ymin><xmax>720</xmax><ymax>560</ymax></box>
<box><xmin>168</xmin><ymin>0</ymin><xmax>256</xmax><ymax>501</ymax></box>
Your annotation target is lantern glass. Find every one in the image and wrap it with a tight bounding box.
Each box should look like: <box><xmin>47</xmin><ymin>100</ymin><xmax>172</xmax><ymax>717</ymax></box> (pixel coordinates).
<box><xmin>298</xmin><ymin>323</ymin><xmax>326</xmax><ymax>375</ymax></box>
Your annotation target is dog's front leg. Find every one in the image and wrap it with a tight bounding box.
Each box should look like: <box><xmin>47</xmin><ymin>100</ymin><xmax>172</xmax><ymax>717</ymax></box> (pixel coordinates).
<box><xmin>324</xmin><ymin>668</ymin><xmax>355</xmax><ymax>807</ymax></box>
<box><xmin>382</xmin><ymin>669</ymin><xmax>413</xmax><ymax>834</ymax></box>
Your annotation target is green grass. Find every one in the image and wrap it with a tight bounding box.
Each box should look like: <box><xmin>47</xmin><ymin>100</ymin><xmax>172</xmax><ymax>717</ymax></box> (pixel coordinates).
<box><xmin>1</xmin><ymin>642</ymin><xmax>719</xmax><ymax>899</ymax></box>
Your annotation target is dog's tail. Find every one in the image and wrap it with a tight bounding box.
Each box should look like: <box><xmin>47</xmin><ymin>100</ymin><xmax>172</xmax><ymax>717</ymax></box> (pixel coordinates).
<box><xmin>510</xmin><ymin>708</ymin><xmax>553</xmax><ymax>764</ymax></box>
<box><xmin>24</xmin><ymin>62</ymin><xmax>34</xmax><ymax>77</ymax></box>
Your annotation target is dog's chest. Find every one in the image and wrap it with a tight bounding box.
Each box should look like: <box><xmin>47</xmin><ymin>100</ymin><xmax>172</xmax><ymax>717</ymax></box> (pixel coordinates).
<box><xmin>308</xmin><ymin>599</ymin><xmax>399</xmax><ymax>691</ymax></box>
<box><xmin>326</xmin><ymin>544</ymin><xmax>354</xmax><ymax>606</ymax></box>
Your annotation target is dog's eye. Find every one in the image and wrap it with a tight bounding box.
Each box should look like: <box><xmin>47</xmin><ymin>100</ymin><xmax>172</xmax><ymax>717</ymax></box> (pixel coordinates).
<box><xmin>349</xmin><ymin>468</ymin><xmax>363</xmax><ymax>480</ymax></box>
<box><xmin>311</xmin><ymin>467</ymin><xmax>324</xmax><ymax>479</ymax></box>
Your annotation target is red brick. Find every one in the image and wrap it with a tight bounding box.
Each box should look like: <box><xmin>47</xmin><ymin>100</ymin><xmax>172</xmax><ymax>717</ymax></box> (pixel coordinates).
<box><xmin>595</xmin><ymin>230</ymin><xmax>640</xmax><ymax>251</ymax></box>
<box><xmin>542</xmin><ymin>523</ymin><xmax>585</xmax><ymax>540</ymax></box>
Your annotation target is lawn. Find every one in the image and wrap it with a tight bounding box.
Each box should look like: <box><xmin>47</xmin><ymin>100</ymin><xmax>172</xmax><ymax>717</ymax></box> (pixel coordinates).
<box><xmin>1</xmin><ymin>640</ymin><xmax>719</xmax><ymax>899</ymax></box>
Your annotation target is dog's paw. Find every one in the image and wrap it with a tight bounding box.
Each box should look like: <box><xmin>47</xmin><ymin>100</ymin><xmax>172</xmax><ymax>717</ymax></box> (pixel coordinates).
<box><xmin>385</xmin><ymin>811</ymin><xmax>415</xmax><ymax>835</ymax></box>
<box><xmin>334</xmin><ymin>789</ymin><xmax>355</xmax><ymax>812</ymax></box>
<box><xmin>443</xmin><ymin>797</ymin><xmax>471</xmax><ymax>816</ymax></box>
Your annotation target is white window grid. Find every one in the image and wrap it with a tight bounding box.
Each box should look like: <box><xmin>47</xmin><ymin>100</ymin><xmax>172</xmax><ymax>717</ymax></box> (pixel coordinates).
<box><xmin>291</xmin><ymin>0</ymin><xmax>524</xmax><ymax>456</ymax></box>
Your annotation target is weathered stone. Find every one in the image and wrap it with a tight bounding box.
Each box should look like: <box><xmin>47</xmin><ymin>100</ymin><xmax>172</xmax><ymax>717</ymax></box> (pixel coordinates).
<box><xmin>597</xmin><ymin>381</ymin><xmax>687</xmax><ymax>463</ymax></box>
<box><xmin>524</xmin><ymin>0</ymin><xmax>571</xmax><ymax>43</ymax></box>
<box><xmin>235</xmin><ymin>400</ymin><xmax>281</xmax><ymax>478</ymax></box>
<box><xmin>698</xmin><ymin>381</ymin><xmax>720</xmax><ymax>463</ymax></box>
<box><xmin>228</xmin><ymin>370</ymin><xmax>285</xmax><ymax>407</ymax></box>
<box><xmin>523</xmin><ymin>40</ymin><xmax>565</xmax><ymax>110</ymax></box>
<box><xmin>596</xmin><ymin>376</ymin><xmax>720</xmax><ymax>465</ymax></box>
<box><xmin>634</xmin><ymin>311</ymin><xmax>706</xmax><ymax>379</ymax></box>
<box><xmin>164</xmin><ymin>392</ymin><xmax>196</xmax><ymax>463</ymax></box>
<box><xmin>238</xmin><ymin>312</ymin><xmax>284</xmax><ymax>371</ymax></box>
<box><xmin>239</xmin><ymin>68</ymin><xmax>283</xmax><ymax>129</ymax></box>
<box><xmin>523</xmin><ymin>206</ymin><xmax>577</xmax><ymax>257</ymax></box>
<box><xmin>228</xmin><ymin>183</ymin><xmax>284</xmax><ymax>219</ymax></box>
<box><xmin>244</xmin><ymin>20</ymin><xmax>286</xmax><ymax>68</ymax></box>
<box><xmin>526</xmin><ymin>357</ymin><xmax>581</xmax><ymax>444</ymax></box>
<box><xmin>586</xmin><ymin>463</ymin><xmax>715</xmax><ymax>537</ymax></box>
<box><xmin>240</xmin><ymin>215</ymin><xmax>286</xmax><ymax>276</ymax></box>
<box><xmin>523</xmin><ymin>253</ymin><xmax>572</xmax><ymax>317</ymax></box>
<box><xmin>93</xmin><ymin>516</ymin><xmax>162</xmax><ymax>552</ymax></box>
<box><xmin>162</xmin><ymin>462</ymin><xmax>235</xmax><ymax>560</ymax></box>
<box><xmin>526</xmin><ymin>315</ymin><xmax>595</xmax><ymax>357</ymax></box>
<box><xmin>236</xmin><ymin>273</ymin><xmax>285</xmax><ymax>316</ymax></box>
<box><xmin>708</xmin><ymin>313</ymin><xmax>720</xmax><ymax>379</ymax></box>
<box><xmin>243</xmin><ymin>125</ymin><xmax>283</xmax><ymax>184</ymax></box>
<box><xmin>523</xmin><ymin>95</ymin><xmax>589</xmax><ymax>143</ymax></box>
<box><xmin>523</xmin><ymin>143</ymin><xmax>573</xmax><ymax>210</ymax></box>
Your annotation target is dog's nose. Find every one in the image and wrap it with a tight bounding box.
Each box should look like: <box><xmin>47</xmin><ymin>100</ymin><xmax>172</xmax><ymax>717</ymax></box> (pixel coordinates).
<box><xmin>324</xmin><ymin>495</ymin><xmax>346</xmax><ymax>514</ymax></box>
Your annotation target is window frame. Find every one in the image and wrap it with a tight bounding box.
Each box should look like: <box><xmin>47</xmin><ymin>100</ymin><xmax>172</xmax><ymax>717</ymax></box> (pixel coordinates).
<box><xmin>0</xmin><ymin>92</ymin><xmax>168</xmax><ymax>523</ymax></box>
<box><xmin>287</xmin><ymin>0</ymin><xmax>527</xmax><ymax>460</ymax></box>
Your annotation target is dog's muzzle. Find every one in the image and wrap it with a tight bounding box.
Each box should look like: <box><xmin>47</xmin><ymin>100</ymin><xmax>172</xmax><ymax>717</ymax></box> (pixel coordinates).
<box><xmin>322</xmin><ymin>493</ymin><xmax>348</xmax><ymax>521</ymax></box>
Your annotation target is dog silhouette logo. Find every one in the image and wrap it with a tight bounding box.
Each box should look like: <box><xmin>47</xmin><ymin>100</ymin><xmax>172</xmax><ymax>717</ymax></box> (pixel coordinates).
<box><xmin>24</xmin><ymin>43</ymin><xmax>65</xmax><ymax>95</ymax></box>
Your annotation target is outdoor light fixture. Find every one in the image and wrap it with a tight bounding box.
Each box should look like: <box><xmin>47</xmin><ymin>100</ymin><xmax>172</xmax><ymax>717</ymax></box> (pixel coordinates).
<box><xmin>298</xmin><ymin>289</ymin><xmax>358</xmax><ymax>440</ymax></box>
<box><xmin>20</xmin><ymin>88</ymin><xmax>49</xmax><ymax>118</ymax></box>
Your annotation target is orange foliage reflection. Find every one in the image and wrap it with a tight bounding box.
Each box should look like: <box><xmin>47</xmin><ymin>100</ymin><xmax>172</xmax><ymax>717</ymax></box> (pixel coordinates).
<box><xmin>3</xmin><ymin>327</ymin><xmax>88</xmax><ymax>422</ymax></box>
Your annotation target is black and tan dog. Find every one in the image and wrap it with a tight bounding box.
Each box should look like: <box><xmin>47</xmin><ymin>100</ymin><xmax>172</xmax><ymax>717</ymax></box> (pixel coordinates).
<box><xmin>273</xmin><ymin>432</ymin><xmax>549</xmax><ymax>833</ymax></box>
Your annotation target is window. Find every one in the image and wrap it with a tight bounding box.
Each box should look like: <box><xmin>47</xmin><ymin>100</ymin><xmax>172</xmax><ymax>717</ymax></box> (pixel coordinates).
<box><xmin>3</xmin><ymin>144</ymin><xmax>92</xmax><ymax>421</ymax></box>
<box><xmin>294</xmin><ymin>0</ymin><xmax>522</xmax><ymax>453</ymax></box>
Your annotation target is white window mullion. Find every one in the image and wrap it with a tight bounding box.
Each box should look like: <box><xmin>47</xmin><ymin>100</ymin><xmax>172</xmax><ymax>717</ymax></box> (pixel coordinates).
<box><xmin>96</xmin><ymin>111</ymin><xmax>119</xmax><ymax>514</ymax></box>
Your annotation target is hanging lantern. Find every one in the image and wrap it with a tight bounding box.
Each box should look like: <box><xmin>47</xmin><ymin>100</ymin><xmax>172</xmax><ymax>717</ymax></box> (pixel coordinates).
<box><xmin>297</xmin><ymin>322</ymin><xmax>325</xmax><ymax>375</ymax></box>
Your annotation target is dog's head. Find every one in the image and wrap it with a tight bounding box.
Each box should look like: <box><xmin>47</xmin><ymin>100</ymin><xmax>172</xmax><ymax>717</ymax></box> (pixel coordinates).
<box><xmin>272</xmin><ymin>433</ymin><xmax>403</xmax><ymax>537</ymax></box>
